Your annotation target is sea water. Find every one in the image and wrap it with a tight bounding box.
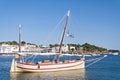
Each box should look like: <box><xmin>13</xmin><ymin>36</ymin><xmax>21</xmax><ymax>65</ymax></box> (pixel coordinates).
<box><xmin>0</xmin><ymin>54</ymin><xmax>120</xmax><ymax>80</ymax></box>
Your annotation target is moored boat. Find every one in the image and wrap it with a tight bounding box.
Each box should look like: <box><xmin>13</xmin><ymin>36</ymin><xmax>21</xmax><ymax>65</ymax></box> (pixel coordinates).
<box><xmin>10</xmin><ymin>58</ymin><xmax>84</xmax><ymax>72</ymax></box>
<box><xmin>10</xmin><ymin>10</ymin><xmax>85</xmax><ymax>73</ymax></box>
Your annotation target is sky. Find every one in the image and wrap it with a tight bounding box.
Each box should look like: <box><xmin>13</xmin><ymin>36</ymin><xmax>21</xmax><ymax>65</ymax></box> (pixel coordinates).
<box><xmin>0</xmin><ymin>0</ymin><xmax>120</xmax><ymax>50</ymax></box>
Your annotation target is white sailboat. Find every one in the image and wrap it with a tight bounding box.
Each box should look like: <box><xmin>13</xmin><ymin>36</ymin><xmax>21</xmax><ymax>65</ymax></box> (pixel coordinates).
<box><xmin>10</xmin><ymin>10</ymin><xmax>85</xmax><ymax>72</ymax></box>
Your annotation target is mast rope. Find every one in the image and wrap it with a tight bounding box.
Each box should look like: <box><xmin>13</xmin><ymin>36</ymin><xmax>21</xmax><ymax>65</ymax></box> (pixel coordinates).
<box><xmin>25</xmin><ymin>54</ymin><xmax>34</xmax><ymax>62</ymax></box>
<box><xmin>43</xmin><ymin>13</ymin><xmax>66</xmax><ymax>45</ymax></box>
<box><xmin>85</xmin><ymin>55</ymin><xmax>107</xmax><ymax>68</ymax></box>
<box><xmin>31</xmin><ymin>55</ymin><xmax>37</xmax><ymax>63</ymax></box>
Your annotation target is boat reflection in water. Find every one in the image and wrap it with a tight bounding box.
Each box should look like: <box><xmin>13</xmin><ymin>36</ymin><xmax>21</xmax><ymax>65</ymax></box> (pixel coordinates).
<box><xmin>10</xmin><ymin>69</ymin><xmax>85</xmax><ymax>80</ymax></box>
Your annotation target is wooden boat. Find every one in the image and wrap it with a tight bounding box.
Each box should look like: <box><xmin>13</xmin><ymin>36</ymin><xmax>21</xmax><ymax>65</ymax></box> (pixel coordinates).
<box><xmin>10</xmin><ymin>58</ymin><xmax>84</xmax><ymax>72</ymax></box>
<box><xmin>10</xmin><ymin>10</ymin><xmax>85</xmax><ymax>72</ymax></box>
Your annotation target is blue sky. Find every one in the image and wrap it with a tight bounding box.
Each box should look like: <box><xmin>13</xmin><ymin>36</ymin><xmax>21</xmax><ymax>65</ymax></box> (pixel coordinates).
<box><xmin>0</xmin><ymin>0</ymin><xmax>120</xmax><ymax>50</ymax></box>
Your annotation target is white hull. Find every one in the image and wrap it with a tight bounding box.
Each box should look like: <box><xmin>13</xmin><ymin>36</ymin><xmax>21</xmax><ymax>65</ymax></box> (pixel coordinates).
<box><xmin>10</xmin><ymin>59</ymin><xmax>85</xmax><ymax>72</ymax></box>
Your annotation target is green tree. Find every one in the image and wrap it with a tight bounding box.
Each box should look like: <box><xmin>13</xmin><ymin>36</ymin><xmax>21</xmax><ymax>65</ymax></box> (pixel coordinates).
<box><xmin>21</xmin><ymin>41</ymin><xmax>26</xmax><ymax>45</ymax></box>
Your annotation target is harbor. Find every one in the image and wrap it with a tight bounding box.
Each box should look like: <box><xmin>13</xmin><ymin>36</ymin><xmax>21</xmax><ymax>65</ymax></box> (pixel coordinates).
<box><xmin>0</xmin><ymin>0</ymin><xmax>120</xmax><ymax>80</ymax></box>
<box><xmin>0</xmin><ymin>54</ymin><xmax>120</xmax><ymax>80</ymax></box>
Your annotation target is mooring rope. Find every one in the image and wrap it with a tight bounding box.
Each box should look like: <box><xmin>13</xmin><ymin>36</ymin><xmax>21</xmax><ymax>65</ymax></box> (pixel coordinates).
<box><xmin>85</xmin><ymin>55</ymin><xmax>107</xmax><ymax>68</ymax></box>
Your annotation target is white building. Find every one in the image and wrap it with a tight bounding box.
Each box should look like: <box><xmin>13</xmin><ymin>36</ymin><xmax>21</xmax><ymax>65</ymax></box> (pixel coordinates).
<box><xmin>0</xmin><ymin>44</ymin><xmax>41</xmax><ymax>53</ymax></box>
<box><xmin>0</xmin><ymin>43</ymin><xmax>76</xmax><ymax>53</ymax></box>
<box><xmin>51</xmin><ymin>45</ymin><xmax>76</xmax><ymax>52</ymax></box>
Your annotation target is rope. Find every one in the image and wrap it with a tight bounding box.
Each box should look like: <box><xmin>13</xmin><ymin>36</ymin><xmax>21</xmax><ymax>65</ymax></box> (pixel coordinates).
<box><xmin>43</xmin><ymin>13</ymin><xmax>66</xmax><ymax>45</ymax></box>
<box><xmin>85</xmin><ymin>55</ymin><xmax>107</xmax><ymax>68</ymax></box>
<box><xmin>31</xmin><ymin>55</ymin><xmax>37</xmax><ymax>63</ymax></box>
<box><xmin>25</xmin><ymin>53</ymin><xmax>38</xmax><ymax>63</ymax></box>
<box><xmin>25</xmin><ymin>54</ymin><xmax>34</xmax><ymax>62</ymax></box>
<box><xmin>85</xmin><ymin>56</ymin><xmax>103</xmax><ymax>62</ymax></box>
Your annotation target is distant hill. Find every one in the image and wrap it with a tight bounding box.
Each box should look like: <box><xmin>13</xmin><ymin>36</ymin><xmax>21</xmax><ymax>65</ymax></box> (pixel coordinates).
<box><xmin>49</xmin><ymin>43</ymin><xmax>108</xmax><ymax>54</ymax></box>
<box><xmin>81</xmin><ymin>43</ymin><xmax>107</xmax><ymax>54</ymax></box>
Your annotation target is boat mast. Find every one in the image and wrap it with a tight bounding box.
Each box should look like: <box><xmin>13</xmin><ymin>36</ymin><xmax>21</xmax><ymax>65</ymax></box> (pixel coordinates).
<box><xmin>55</xmin><ymin>10</ymin><xmax>70</xmax><ymax>62</ymax></box>
<box><xmin>19</xmin><ymin>24</ymin><xmax>21</xmax><ymax>52</ymax></box>
<box><xmin>59</xmin><ymin>10</ymin><xmax>70</xmax><ymax>53</ymax></box>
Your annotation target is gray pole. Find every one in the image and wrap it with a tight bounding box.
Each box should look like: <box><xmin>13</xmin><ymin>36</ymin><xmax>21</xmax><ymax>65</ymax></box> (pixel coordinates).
<box><xmin>55</xmin><ymin>10</ymin><xmax>70</xmax><ymax>62</ymax></box>
<box><xmin>19</xmin><ymin>24</ymin><xmax>21</xmax><ymax>52</ymax></box>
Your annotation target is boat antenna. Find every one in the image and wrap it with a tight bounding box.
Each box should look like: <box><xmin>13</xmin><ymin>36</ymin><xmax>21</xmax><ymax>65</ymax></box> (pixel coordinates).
<box><xmin>55</xmin><ymin>10</ymin><xmax>70</xmax><ymax>62</ymax></box>
<box><xmin>19</xmin><ymin>24</ymin><xmax>21</xmax><ymax>52</ymax></box>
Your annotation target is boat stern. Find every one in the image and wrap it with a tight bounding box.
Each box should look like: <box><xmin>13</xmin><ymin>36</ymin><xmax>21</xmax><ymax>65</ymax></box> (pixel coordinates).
<box><xmin>10</xmin><ymin>59</ymin><xmax>16</xmax><ymax>72</ymax></box>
